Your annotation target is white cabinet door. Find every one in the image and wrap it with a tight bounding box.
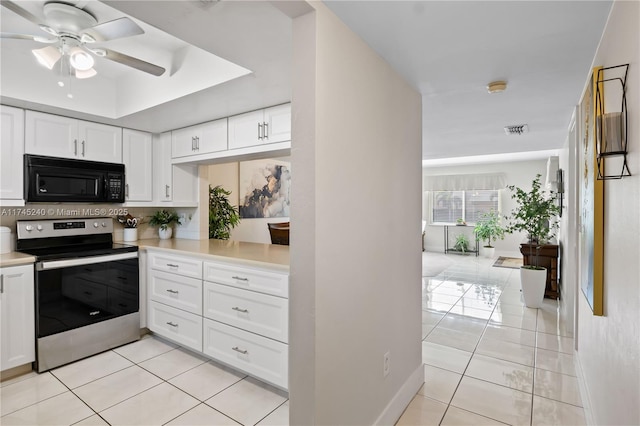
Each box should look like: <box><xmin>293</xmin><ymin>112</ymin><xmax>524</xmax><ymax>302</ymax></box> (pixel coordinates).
<box><xmin>171</xmin><ymin>125</ymin><xmax>200</xmax><ymax>159</ymax></box>
<box><xmin>25</xmin><ymin>110</ymin><xmax>77</xmax><ymax>159</ymax></box>
<box><xmin>122</xmin><ymin>129</ymin><xmax>153</xmax><ymax>202</ymax></box>
<box><xmin>1</xmin><ymin>106</ymin><xmax>24</xmax><ymax>200</ymax></box>
<box><xmin>153</xmin><ymin>132</ymin><xmax>173</xmax><ymax>202</ymax></box>
<box><xmin>78</xmin><ymin>121</ymin><xmax>122</xmax><ymax>163</ymax></box>
<box><xmin>0</xmin><ymin>264</ymin><xmax>35</xmax><ymax>371</ymax></box>
<box><xmin>172</xmin><ymin>119</ymin><xmax>227</xmax><ymax>159</ymax></box>
<box><xmin>198</xmin><ymin>118</ymin><xmax>227</xmax><ymax>154</ymax></box>
<box><xmin>263</xmin><ymin>104</ymin><xmax>291</xmax><ymax>144</ymax></box>
<box><xmin>228</xmin><ymin>110</ymin><xmax>264</xmax><ymax>150</ymax></box>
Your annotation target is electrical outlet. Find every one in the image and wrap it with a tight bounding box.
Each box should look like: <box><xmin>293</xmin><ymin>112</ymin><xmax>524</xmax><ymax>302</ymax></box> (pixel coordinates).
<box><xmin>383</xmin><ymin>351</ymin><xmax>391</xmax><ymax>377</ymax></box>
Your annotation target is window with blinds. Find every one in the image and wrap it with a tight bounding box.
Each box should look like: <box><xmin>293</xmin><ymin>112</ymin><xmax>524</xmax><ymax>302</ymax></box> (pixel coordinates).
<box><xmin>432</xmin><ymin>190</ymin><xmax>499</xmax><ymax>224</ymax></box>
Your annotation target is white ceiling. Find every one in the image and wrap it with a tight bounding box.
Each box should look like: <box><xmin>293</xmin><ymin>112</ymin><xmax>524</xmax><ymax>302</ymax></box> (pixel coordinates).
<box><xmin>1</xmin><ymin>1</ymin><xmax>613</xmax><ymax>161</ymax></box>
<box><xmin>0</xmin><ymin>0</ymin><xmax>251</xmax><ymax>119</ymax></box>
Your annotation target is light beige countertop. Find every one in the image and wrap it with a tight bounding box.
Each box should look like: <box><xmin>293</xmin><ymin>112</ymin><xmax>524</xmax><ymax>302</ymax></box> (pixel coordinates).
<box><xmin>0</xmin><ymin>251</ymin><xmax>36</xmax><ymax>268</ymax></box>
<box><xmin>126</xmin><ymin>238</ymin><xmax>290</xmax><ymax>272</ymax></box>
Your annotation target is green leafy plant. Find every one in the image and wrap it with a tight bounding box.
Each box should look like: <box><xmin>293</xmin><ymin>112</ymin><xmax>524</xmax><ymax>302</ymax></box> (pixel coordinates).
<box><xmin>209</xmin><ymin>185</ymin><xmax>241</xmax><ymax>240</ymax></box>
<box><xmin>453</xmin><ymin>233</ymin><xmax>470</xmax><ymax>253</ymax></box>
<box><xmin>456</xmin><ymin>218</ymin><xmax>466</xmax><ymax>225</ymax></box>
<box><xmin>474</xmin><ymin>210</ymin><xmax>505</xmax><ymax>248</ymax></box>
<box><xmin>149</xmin><ymin>209</ymin><xmax>182</xmax><ymax>231</ymax></box>
<box><xmin>505</xmin><ymin>174</ymin><xmax>560</xmax><ymax>269</ymax></box>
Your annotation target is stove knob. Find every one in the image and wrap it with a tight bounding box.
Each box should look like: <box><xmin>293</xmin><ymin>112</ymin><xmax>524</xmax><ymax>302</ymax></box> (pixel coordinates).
<box><xmin>93</xmin><ymin>222</ymin><xmax>99</xmax><ymax>228</ymax></box>
<box><xmin>36</xmin><ymin>225</ymin><xmax>43</xmax><ymax>232</ymax></box>
<box><xmin>25</xmin><ymin>225</ymin><xmax>34</xmax><ymax>232</ymax></box>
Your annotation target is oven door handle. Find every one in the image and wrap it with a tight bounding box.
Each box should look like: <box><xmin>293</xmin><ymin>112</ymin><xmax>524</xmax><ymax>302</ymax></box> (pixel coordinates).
<box><xmin>36</xmin><ymin>252</ymin><xmax>139</xmax><ymax>271</ymax></box>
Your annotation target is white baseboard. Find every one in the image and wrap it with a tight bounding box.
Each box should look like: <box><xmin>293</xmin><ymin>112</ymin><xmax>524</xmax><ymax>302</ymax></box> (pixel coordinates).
<box><xmin>574</xmin><ymin>350</ymin><xmax>595</xmax><ymax>425</ymax></box>
<box><xmin>374</xmin><ymin>364</ymin><xmax>424</xmax><ymax>426</ymax></box>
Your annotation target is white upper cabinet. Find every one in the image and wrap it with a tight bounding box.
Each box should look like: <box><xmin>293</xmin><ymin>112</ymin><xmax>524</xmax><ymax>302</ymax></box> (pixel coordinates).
<box><xmin>154</xmin><ymin>132</ymin><xmax>199</xmax><ymax>205</ymax></box>
<box><xmin>172</xmin><ymin>118</ymin><xmax>227</xmax><ymax>159</ymax></box>
<box><xmin>122</xmin><ymin>129</ymin><xmax>153</xmax><ymax>202</ymax></box>
<box><xmin>228</xmin><ymin>103</ymin><xmax>291</xmax><ymax>150</ymax></box>
<box><xmin>153</xmin><ymin>132</ymin><xmax>173</xmax><ymax>202</ymax></box>
<box><xmin>25</xmin><ymin>111</ymin><xmax>122</xmax><ymax>163</ymax></box>
<box><xmin>1</xmin><ymin>106</ymin><xmax>24</xmax><ymax>201</ymax></box>
<box><xmin>78</xmin><ymin>121</ymin><xmax>123</xmax><ymax>163</ymax></box>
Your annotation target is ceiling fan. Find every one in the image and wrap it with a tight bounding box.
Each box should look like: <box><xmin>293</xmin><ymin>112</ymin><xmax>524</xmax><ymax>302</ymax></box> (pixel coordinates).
<box><xmin>1</xmin><ymin>0</ymin><xmax>166</xmax><ymax>79</ymax></box>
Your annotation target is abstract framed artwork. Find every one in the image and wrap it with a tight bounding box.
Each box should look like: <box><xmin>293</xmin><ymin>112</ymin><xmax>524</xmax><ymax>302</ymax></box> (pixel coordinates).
<box><xmin>579</xmin><ymin>67</ymin><xmax>605</xmax><ymax>316</ymax></box>
<box><xmin>238</xmin><ymin>159</ymin><xmax>291</xmax><ymax>219</ymax></box>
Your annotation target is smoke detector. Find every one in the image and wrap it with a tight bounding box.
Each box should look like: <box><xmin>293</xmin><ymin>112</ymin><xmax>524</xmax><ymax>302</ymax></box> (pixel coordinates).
<box><xmin>504</xmin><ymin>124</ymin><xmax>529</xmax><ymax>135</ymax></box>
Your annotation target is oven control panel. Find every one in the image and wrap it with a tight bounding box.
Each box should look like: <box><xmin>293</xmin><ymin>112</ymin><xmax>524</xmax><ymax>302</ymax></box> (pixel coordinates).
<box><xmin>17</xmin><ymin>218</ymin><xmax>114</xmax><ymax>239</ymax></box>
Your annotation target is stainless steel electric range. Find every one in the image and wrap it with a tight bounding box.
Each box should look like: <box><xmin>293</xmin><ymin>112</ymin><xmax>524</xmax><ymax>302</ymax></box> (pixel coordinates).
<box><xmin>16</xmin><ymin>217</ymin><xmax>140</xmax><ymax>372</ymax></box>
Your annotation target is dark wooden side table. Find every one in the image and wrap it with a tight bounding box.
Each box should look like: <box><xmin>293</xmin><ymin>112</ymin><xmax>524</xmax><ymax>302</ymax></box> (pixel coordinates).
<box><xmin>519</xmin><ymin>243</ymin><xmax>559</xmax><ymax>299</ymax></box>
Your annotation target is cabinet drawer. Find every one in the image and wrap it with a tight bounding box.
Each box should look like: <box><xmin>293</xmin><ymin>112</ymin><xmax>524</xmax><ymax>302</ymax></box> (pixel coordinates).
<box><xmin>149</xmin><ymin>252</ymin><xmax>202</xmax><ymax>279</ymax></box>
<box><xmin>203</xmin><ymin>262</ymin><xmax>288</xmax><ymax>298</ymax></box>
<box><xmin>149</xmin><ymin>270</ymin><xmax>202</xmax><ymax>315</ymax></box>
<box><xmin>203</xmin><ymin>318</ymin><xmax>288</xmax><ymax>389</ymax></box>
<box><xmin>149</xmin><ymin>301</ymin><xmax>202</xmax><ymax>352</ymax></box>
<box><xmin>203</xmin><ymin>282</ymin><xmax>288</xmax><ymax>343</ymax></box>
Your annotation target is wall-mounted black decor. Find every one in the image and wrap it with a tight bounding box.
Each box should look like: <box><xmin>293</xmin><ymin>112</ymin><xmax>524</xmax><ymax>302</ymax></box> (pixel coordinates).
<box><xmin>595</xmin><ymin>64</ymin><xmax>631</xmax><ymax>180</ymax></box>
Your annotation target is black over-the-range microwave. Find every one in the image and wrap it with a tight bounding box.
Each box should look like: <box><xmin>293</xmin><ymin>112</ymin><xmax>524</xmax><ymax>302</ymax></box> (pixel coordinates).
<box><xmin>24</xmin><ymin>154</ymin><xmax>126</xmax><ymax>203</ymax></box>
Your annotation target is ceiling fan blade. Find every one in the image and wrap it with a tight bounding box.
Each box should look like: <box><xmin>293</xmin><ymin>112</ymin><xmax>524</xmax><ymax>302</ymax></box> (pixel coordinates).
<box><xmin>1</xmin><ymin>0</ymin><xmax>43</xmax><ymax>26</ymax></box>
<box><xmin>83</xmin><ymin>17</ymin><xmax>144</xmax><ymax>43</ymax></box>
<box><xmin>0</xmin><ymin>32</ymin><xmax>57</xmax><ymax>43</ymax></box>
<box><xmin>100</xmin><ymin>48</ymin><xmax>165</xmax><ymax>77</ymax></box>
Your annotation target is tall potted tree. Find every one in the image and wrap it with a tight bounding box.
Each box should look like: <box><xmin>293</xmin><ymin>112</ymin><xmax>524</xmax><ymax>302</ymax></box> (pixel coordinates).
<box><xmin>505</xmin><ymin>174</ymin><xmax>560</xmax><ymax>308</ymax></box>
<box><xmin>473</xmin><ymin>210</ymin><xmax>505</xmax><ymax>258</ymax></box>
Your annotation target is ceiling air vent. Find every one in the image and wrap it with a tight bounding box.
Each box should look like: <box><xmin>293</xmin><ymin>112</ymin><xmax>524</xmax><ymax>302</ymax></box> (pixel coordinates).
<box><xmin>504</xmin><ymin>124</ymin><xmax>529</xmax><ymax>135</ymax></box>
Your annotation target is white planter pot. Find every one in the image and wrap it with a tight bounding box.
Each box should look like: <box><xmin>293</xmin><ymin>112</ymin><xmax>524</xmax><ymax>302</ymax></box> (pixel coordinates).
<box><xmin>158</xmin><ymin>227</ymin><xmax>173</xmax><ymax>240</ymax></box>
<box><xmin>482</xmin><ymin>246</ymin><xmax>495</xmax><ymax>259</ymax></box>
<box><xmin>123</xmin><ymin>228</ymin><xmax>138</xmax><ymax>242</ymax></box>
<box><xmin>520</xmin><ymin>266</ymin><xmax>546</xmax><ymax>308</ymax></box>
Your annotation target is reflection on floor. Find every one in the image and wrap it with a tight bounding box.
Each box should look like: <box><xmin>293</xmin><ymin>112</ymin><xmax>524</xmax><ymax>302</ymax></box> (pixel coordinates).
<box><xmin>397</xmin><ymin>252</ymin><xmax>584</xmax><ymax>425</ymax></box>
<box><xmin>0</xmin><ymin>252</ymin><xmax>584</xmax><ymax>425</ymax></box>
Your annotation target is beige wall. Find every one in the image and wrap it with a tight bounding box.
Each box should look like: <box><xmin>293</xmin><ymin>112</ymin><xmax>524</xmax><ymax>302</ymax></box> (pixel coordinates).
<box><xmin>290</xmin><ymin>3</ymin><xmax>423</xmax><ymax>425</ymax></box>
<box><xmin>207</xmin><ymin>159</ymin><xmax>290</xmax><ymax>244</ymax></box>
<box><xmin>576</xmin><ymin>2</ymin><xmax>640</xmax><ymax>424</ymax></box>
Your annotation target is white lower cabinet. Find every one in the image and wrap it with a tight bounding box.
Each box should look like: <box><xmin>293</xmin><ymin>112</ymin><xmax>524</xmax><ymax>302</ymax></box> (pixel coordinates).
<box><xmin>149</xmin><ymin>300</ymin><xmax>203</xmax><ymax>352</ymax></box>
<box><xmin>203</xmin><ymin>318</ymin><xmax>288</xmax><ymax>389</ymax></box>
<box><xmin>203</xmin><ymin>282</ymin><xmax>288</xmax><ymax>343</ymax></box>
<box><xmin>149</xmin><ymin>269</ymin><xmax>202</xmax><ymax>315</ymax></box>
<box><xmin>1</xmin><ymin>264</ymin><xmax>35</xmax><ymax>371</ymax></box>
<box><xmin>146</xmin><ymin>250</ymin><xmax>289</xmax><ymax>390</ymax></box>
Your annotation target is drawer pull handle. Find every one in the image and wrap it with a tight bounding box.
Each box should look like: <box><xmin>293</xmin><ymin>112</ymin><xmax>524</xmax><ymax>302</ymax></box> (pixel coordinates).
<box><xmin>166</xmin><ymin>263</ymin><xmax>179</xmax><ymax>268</ymax></box>
<box><xmin>232</xmin><ymin>276</ymin><xmax>249</xmax><ymax>282</ymax></box>
<box><xmin>232</xmin><ymin>346</ymin><xmax>248</xmax><ymax>355</ymax></box>
<box><xmin>166</xmin><ymin>289</ymin><xmax>179</xmax><ymax>294</ymax></box>
<box><xmin>232</xmin><ymin>307</ymin><xmax>249</xmax><ymax>313</ymax></box>
<box><xmin>166</xmin><ymin>321</ymin><xmax>178</xmax><ymax>327</ymax></box>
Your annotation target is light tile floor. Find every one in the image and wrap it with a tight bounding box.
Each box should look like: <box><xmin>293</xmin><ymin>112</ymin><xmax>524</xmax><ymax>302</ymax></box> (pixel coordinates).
<box><xmin>398</xmin><ymin>252</ymin><xmax>585</xmax><ymax>426</ymax></box>
<box><xmin>1</xmin><ymin>252</ymin><xmax>584</xmax><ymax>425</ymax></box>
<box><xmin>0</xmin><ymin>335</ymin><xmax>288</xmax><ymax>425</ymax></box>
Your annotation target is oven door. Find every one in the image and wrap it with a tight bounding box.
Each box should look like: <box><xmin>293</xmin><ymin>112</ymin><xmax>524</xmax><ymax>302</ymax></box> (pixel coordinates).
<box><xmin>35</xmin><ymin>252</ymin><xmax>139</xmax><ymax>338</ymax></box>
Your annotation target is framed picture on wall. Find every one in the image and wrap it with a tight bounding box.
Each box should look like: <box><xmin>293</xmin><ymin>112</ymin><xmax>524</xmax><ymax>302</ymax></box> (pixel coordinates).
<box><xmin>238</xmin><ymin>159</ymin><xmax>291</xmax><ymax>219</ymax></box>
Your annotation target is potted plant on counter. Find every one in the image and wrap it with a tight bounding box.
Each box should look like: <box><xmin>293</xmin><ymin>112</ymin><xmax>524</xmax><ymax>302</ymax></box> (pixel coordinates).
<box><xmin>209</xmin><ymin>185</ymin><xmax>241</xmax><ymax>240</ymax></box>
<box><xmin>149</xmin><ymin>209</ymin><xmax>182</xmax><ymax>240</ymax></box>
<box><xmin>505</xmin><ymin>174</ymin><xmax>560</xmax><ymax>308</ymax></box>
<box><xmin>474</xmin><ymin>210</ymin><xmax>505</xmax><ymax>259</ymax></box>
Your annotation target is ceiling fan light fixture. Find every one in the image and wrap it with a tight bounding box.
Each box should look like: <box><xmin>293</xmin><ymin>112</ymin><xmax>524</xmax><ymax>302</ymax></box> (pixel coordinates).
<box><xmin>69</xmin><ymin>48</ymin><xmax>94</xmax><ymax>71</ymax></box>
<box><xmin>39</xmin><ymin>24</ymin><xmax>58</xmax><ymax>36</ymax></box>
<box><xmin>487</xmin><ymin>80</ymin><xmax>507</xmax><ymax>94</ymax></box>
<box><xmin>75</xmin><ymin>67</ymin><xmax>97</xmax><ymax>79</ymax></box>
<box><xmin>32</xmin><ymin>46</ymin><xmax>61</xmax><ymax>69</ymax></box>
<box><xmin>80</xmin><ymin>33</ymin><xmax>96</xmax><ymax>44</ymax></box>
